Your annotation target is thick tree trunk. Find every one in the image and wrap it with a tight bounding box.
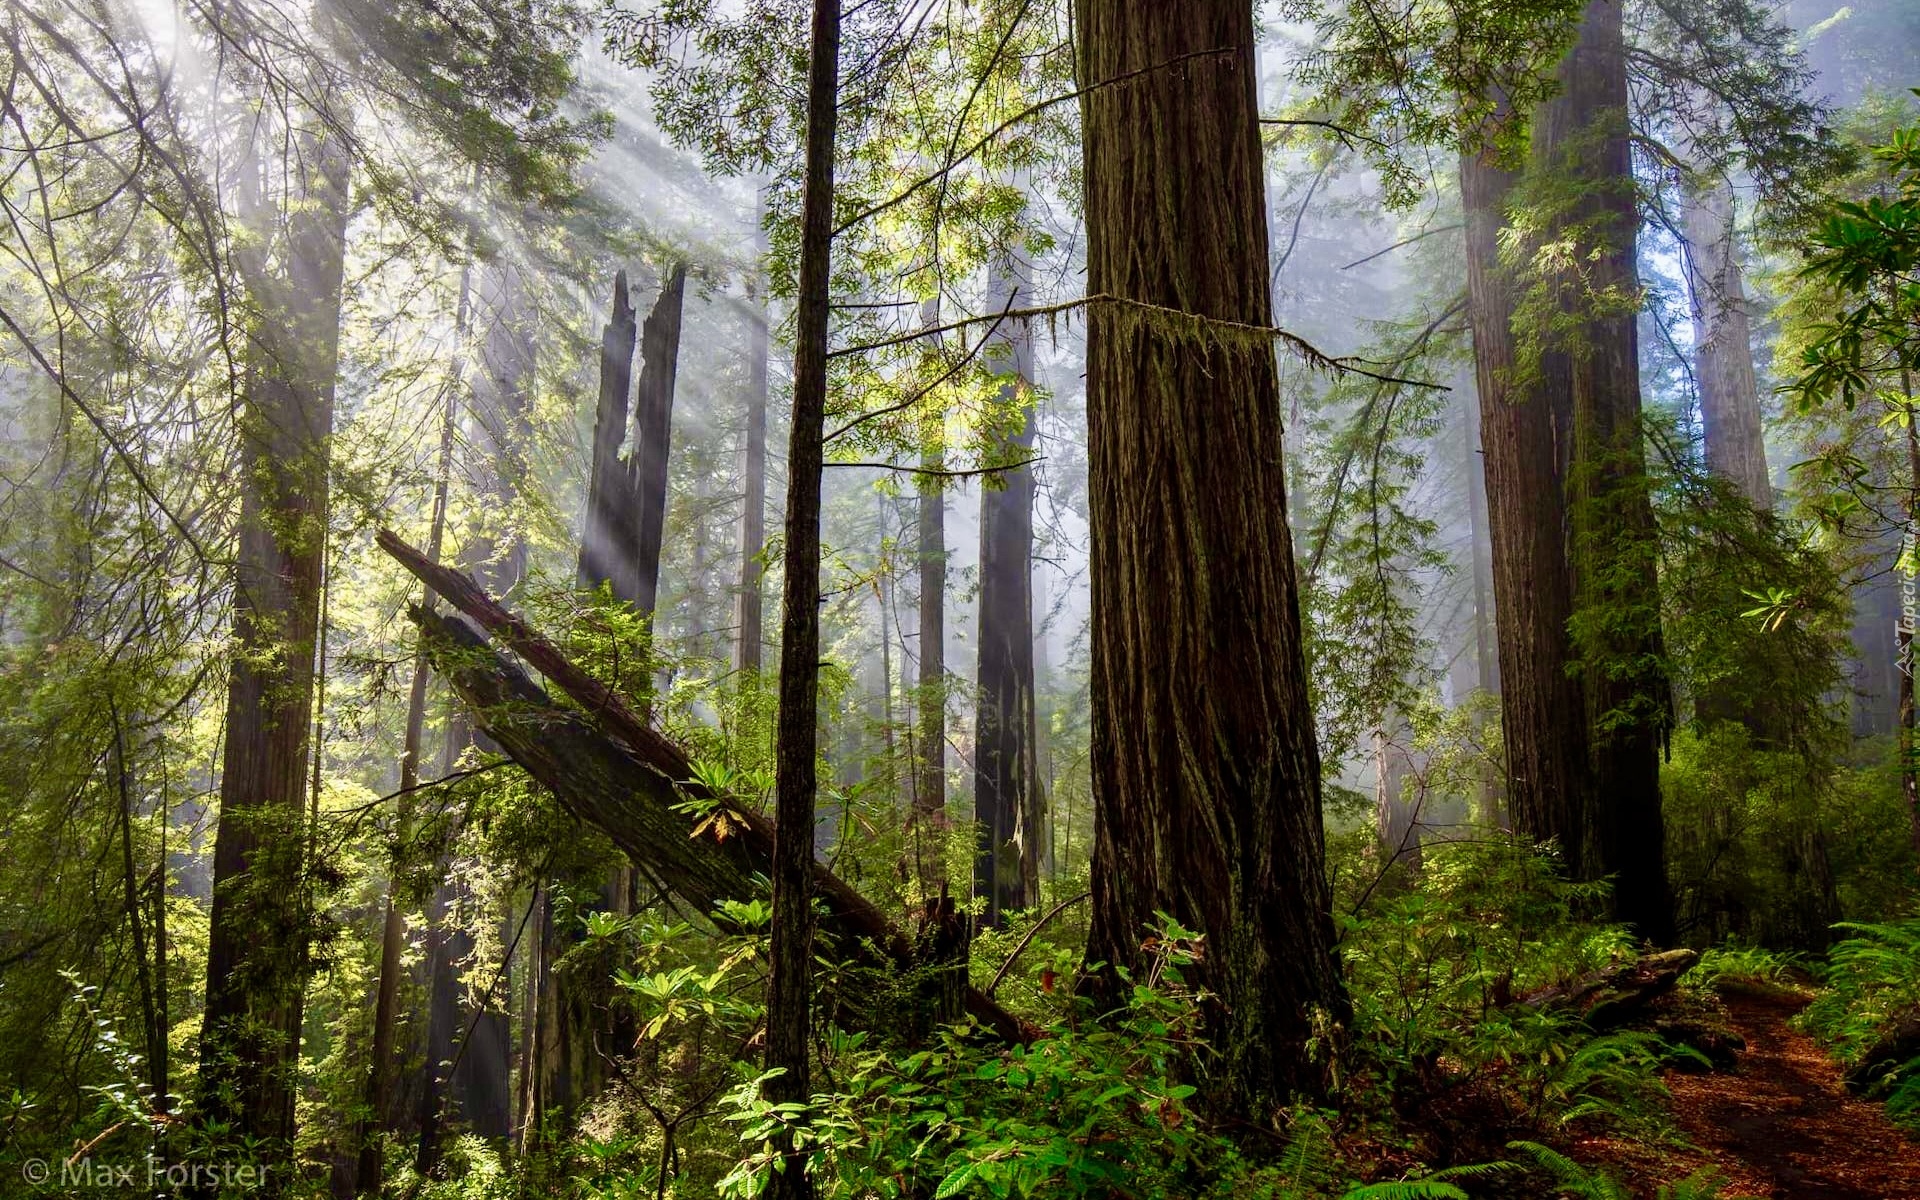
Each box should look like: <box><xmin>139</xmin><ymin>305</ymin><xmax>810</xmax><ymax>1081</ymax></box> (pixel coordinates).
<box><xmin>767</xmin><ymin>3</ymin><xmax>839</xmax><ymax>1195</ymax></box>
<box><xmin>1681</xmin><ymin>175</ymin><xmax>1770</xmax><ymax>511</ymax></box>
<box><xmin>735</xmin><ymin>266</ymin><xmax>770</xmax><ymax>678</ymax></box>
<box><xmin>973</xmin><ymin>253</ymin><xmax>1039</xmax><ymax>925</ymax></box>
<box><xmin>1076</xmin><ymin>0</ymin><xmax>1348</xmax><ymax>1114</ymax></box>
<box><xmin>1460</xmin><ymin>134</ymin><xmax>1594</xmax><ymax>877</ymax></box>
<box><xmin>197</xmin><ymin>124</ymin><xmax>350</xmax><ymax>1150</ymax></box>
<box><xmin>1535</xmin><ymin>0</ymin><xmax>1672</xmax><ymax>942</ymax></box>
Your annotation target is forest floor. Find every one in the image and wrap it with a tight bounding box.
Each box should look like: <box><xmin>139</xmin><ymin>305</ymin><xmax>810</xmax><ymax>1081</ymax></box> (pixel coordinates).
<box><xmin>1577</xmin><ymin>989</ymin><xmax>1920</xmax><ymax>1199</ymax></box>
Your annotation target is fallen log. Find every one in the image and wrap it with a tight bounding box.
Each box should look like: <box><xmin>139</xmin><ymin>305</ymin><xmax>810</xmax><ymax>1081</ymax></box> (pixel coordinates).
<box><xmin>1517</xmin><ymin>947</ymin><xmax>1700</xmax><ymax>1030</ymax></box>
<box><xmin>379</xmin><ymin>530</ymin><xmax>1030</xmax><ymax>1044</ymax></box>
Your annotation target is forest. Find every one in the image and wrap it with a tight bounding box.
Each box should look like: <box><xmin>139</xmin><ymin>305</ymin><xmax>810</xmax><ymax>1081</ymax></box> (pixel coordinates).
<box><xmin>3</xmin><ymin>0</ymin><xmax>1920</xmax><ymax>1196</ymax></box>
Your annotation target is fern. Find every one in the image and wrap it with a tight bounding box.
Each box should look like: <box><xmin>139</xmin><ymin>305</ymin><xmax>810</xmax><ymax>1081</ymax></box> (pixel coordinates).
<box><xmin>1341</xmin><ymin>1182</ymin><xmax>1468</xmax><ymax>1199</ymax></box>
<box><xmin>1506</xmin><ymin>1139</ymin><xmax>1632</xmax><ymax>1200</ymax></box>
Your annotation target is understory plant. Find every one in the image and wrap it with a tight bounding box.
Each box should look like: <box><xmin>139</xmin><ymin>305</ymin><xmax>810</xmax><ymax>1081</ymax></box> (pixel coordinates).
<box><xmin>1337</xmin><ymin>839</ymin><xmax>1675</xmax><ymax>1158</ymax></box>
<box><xmin>1799</xmin><ymin>918</ymin><xmax>1920</xmax><ymax>1131</ymax></box>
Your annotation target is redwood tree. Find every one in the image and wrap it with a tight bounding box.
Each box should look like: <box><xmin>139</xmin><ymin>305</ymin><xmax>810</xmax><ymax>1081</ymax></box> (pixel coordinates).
<box><xmin>973</xmin><ymin>252</ymin><xmax>1039</xmax><ymax>924</ymax></box>
<box><xmin>766</xmin><ymin>0</ymin><xmax>841</xmax><ymax>1195</ymax></box>
<box><xmin>198</xmin><ymin>123</ymin><xmax>352</xmax><ymax>1148</ymax></box>
<box><xmin>1076</xmin><ymin>0</ymin><xmax>1348</xmax><ymax>1113</ymax></box>
<box><xmin>1533</xmin><ymin>0</ymin><xmax>1672</xmax><ymax>942</ymax></box>
<box><xmin>1460</xmin><ymin>118</ymin><xmax>1595</xmax><ymax>875</ymax></box>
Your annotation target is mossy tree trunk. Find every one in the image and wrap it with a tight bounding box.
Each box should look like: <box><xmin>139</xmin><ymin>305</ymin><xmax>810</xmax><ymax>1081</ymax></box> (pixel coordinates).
<box><xmin>1461</xmin><ymin>130</ymin><xmax>1596</xmax><ymax>876</ymax></box>
<box><xmin>1534</xmin><ymin>0</ymin><xmax>1673</xmax><ymax>943</ymax></box>
<box><xmin>766</xmin><ymin>1</ymin><xmax>840</xmax><ymax>1195</ymax></box>
<box><xmin>197</xmin><ymin>122</ymin><xmax>351</xmax><ymax>1151</ymax></box>
<box><xmin>1075</xmin><ymin>0</ymin><xmax>1348</xmax><ymax>1115</ymax></box>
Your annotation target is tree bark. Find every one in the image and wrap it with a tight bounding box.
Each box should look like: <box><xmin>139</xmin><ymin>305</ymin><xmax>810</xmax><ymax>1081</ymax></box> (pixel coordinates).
<box><xmin>1076</xmin><ymin>0</ymin><xmax>1348</xmax><ymax>1113</ymax></box>
<box><xmin>377</xmin><ymin>531</ymin><xmax>1032</xmax><ymax>1043</ymax></box>
<box><xmin>1680</xmin><ymin>173</ymin><xmax>1770</xmax><ymax>511</ymax></box>
<box><xmin>735</xmin><ymin>262</ymin><xmax>770</xmax><ymax>678</ymax></box>
<box><xmin>1534</xmin><ymin>0</ymin><xmax>1672</xmax><ymax>943</ymax></box>
<box><xmin>1461</xmin><ymin>129</ymin><xmax>1593</xmax><ymax>879</ymax></box>
<box><xmin>973</xmin><ymin>252</ymin><xmax>1039</xmax><ymax>925</ymax></box>
<box><xmin>579</xmin><ymin>274</ymin><xmax>640</xmax><ymax>602</ymax></box>
<box><xmin>197</xmin><ymin>121</ymin><xmax>350</xmax><ymax>1151</ymax></box>
<box><xmin>915</xmin><ymin>299</ymin><xmax>947</xmax><ymax>827</ymax></box>
<box><xmin>767</xmin><ymin>2</ymin><xmax>839</xmax><ymax>1195</ymax></box>
<box><xmin>630</xmin><ymin>264</ymin><xmax>688</xmax><ymax>625</ymax></box>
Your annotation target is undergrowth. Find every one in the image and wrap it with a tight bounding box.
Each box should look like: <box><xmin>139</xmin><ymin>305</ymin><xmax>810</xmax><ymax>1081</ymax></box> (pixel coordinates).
<box><xmin>1799</xmin><ymin>918</ymin><xmax>1920</xmax><ymax>1133</ymax></box>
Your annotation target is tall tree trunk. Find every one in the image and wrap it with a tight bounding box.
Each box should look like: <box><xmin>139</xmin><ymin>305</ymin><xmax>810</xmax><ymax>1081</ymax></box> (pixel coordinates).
<box><xmin>736</xmin><ymin>265</ymin><xmax>770</xmax><ymax>678</ymax></box>
<box><xmin>414</xmin><ymin>258</ymin><xmax>533</xmax><ymax>1171</ymax></box>
<box><xmin>534</xmin><ymin>267</ymin><xmax>686</xmax><ymax>1137</ymax></box>
<box><xmin>1681</xmin><ymin>173</ymin><xmax>1770</xmax><ymax>510</ymax></box>
<box><xmin>197</xmin><ymin>123</ymin><xmax>350</xmax><ymax>1150</ymax></box>
<box><xmin>630</xmin><ymin>264</ymin><xmax>688</xmax><ymax>626</ymax></box>
<box><xmin>579</xmin><ymin>274</ymin><xmax>640</xmax><ymax>601</ymax></box>
<box><xmin>973</xmin><ymin>253</ymin><xmax>1039</xmax><ymax>925</ymax></box>
<box><xmin>350</xmin><ymin>266</ymin><xmax>468</xmax><ymax>1197</ymax></box>
<box><xmin>1460</xmin><ymin>128</ymin><xmax>1594</xmax><ymax>878</ymax></box>
<box><xmin>1904</xmin><ymin>369</ymin><xmax>1920</xmax><ymax>858</ymax></box>
<box><xmin>914</xmin><ymin>300</ymin><xmax>947</xmax><ymax>828</ymax></box>
<box><xmin>1461</xmin><ymin>369</ymin><xmax>1500</xmax><ymax>695</ymax></box>
<box><xmin>1535</xmin><ymin>0</ymin><xmax>1672</xmax><ymax>942</ymax></box>
<box><xmin>766</xmin><ymin>1</ymin><xmax>839</xmax><ymax>1194</ymax></box>
<box><xmin>1076</xmin><ymin>0</ymin><xmax>1348</xmax><ymax>1114</ymax></box>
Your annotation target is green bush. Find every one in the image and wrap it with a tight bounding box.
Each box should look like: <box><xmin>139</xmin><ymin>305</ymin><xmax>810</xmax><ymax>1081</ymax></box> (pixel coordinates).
<box><xmin>1800</xmin><ymin>918</ymin><xmax>1920</xmax><ymax>1131</ymax></box>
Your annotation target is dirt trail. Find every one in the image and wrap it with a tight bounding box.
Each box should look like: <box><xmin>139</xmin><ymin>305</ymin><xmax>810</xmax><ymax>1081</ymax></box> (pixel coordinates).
<box><xmin>1645</xmin><ymin>991</ymin><xmax>1920</xmax><ymax>1199</ymax></box>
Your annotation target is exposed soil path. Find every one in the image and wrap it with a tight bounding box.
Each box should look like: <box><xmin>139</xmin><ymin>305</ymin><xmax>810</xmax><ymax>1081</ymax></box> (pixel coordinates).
<box><xmin>1590</xmin><ymin>990</ymin><xmax>1920</xmax><ymax>1198</ymax></box>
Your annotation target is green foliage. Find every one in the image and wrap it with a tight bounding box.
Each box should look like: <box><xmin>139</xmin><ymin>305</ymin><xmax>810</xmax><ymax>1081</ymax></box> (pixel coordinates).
<box><xmin>1788</xmin><ymin>105</ymin><xmax>1920</xmax><ymax>415</ymax></box>
<box><xmin>1800</xmin><ymin>918</ymin><xmax>1920</xmax><ymax>1130</ymax></box>
<box><xmin>1337</xmin><ymin>840</ymin><xmax>1675</xmax><ymax>1154</ymax></box>
<box><xmin>711</xmin><ymin>922</ymin><xmax>1497</xmax><ymax>1200</ymax></box>
<box><xmin>1506</xmin><ymin>1139</ymin><xmax>1752</xmax><ymax>1200</ymax></box>
<box><xmin>1681</xmin><ymin>942</ymin><xmax>1802</xmax><ymax>992</ymax></box>
<box><xmin>1663</xmin><ymin>725</ymin><xmax>1917</xmax><ymax>946</ymax></box>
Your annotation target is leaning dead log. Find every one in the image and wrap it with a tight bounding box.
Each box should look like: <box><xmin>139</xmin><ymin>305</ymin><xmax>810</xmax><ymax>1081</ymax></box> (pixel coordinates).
<box><xmin>377</xmin><ymin>529</ymin><xmax>1030</xmax><ymax>1044</ymax></box>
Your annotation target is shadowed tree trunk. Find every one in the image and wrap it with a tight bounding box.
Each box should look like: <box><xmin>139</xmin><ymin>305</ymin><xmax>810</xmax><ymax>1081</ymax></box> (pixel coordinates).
<box><xmin>1534</xmin><ymin>0</ymin><xmax>1672</xmax><ymax>943</ymax></box>
<box><xmin>531</xmin><ymin>266</ymin><xmax>688</xmax><ymax>1141</ymax></box>
<box><xmin>579</xmin><ymin>273</ymin><xmax>640</xmax><ymax>601</ymax></box>
<box><xmin>197</xmin><ymin>121</ymin><xmax>351</xmax><ymax>1152</ymax></box>
<box><xmin>736</xmin><ymin>262</ymin><xmax>770</xmax><ymax>678</ymax></box>
<box><xmin>1461</xmin><ymin>119</ymin><xmax>1595</xmax><ymax>880</ymax></box>
<box><xmin>631</xmin><ymin>263</ymin><xmax>688</xmax><ymax>625</ymax></box>
<box><xmin>766</xmin><ymin>1</ymin><xmax>840</xmax><ymax>1194</ymax></box>
<box><xmin>974</xmin><ymin>252</ymin><xmax>1040</xmax><ymax>926</ymax></box>
<box><xmin>1076</xmin><ymin>0</ymin><xmax>1348</xmax><ymax>1115</ymax></box>
<box><xmin>914</xmin><ymin>299</ymin><xmax>948</xmax><ymax>830</ymax></box>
